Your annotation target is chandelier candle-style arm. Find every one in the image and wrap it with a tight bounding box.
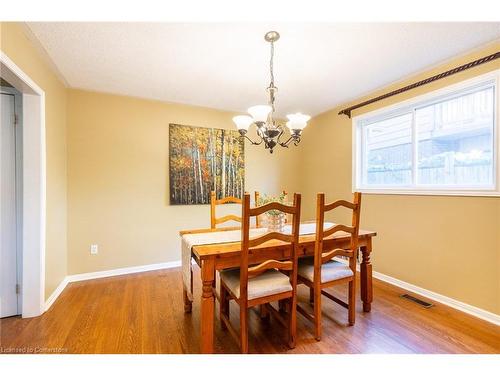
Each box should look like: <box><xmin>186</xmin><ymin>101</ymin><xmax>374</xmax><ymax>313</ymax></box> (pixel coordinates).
<box><xmin>277</xmin><ymin>113</ymin><xmax>311</xmax><ymax>147</ymax></box>
<box><xmin>278</xmin><ymin>130</ymin><xmax>301</xmax><ymax>148</ymax></box>
<box><xmin>233</xmin><ymin>115</ymin><xmax>263</xmax><ymax>145</ymax></box>
<box><xmin>232</xmin><ymin>30</ymin><xmax>311</xmax><ymax>153</ymax></box>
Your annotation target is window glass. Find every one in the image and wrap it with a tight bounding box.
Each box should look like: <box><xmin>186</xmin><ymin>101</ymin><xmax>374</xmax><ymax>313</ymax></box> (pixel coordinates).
<box><xmin>363</xmin><ymin>113</ymin><xmax>413</xmax><ymax>186</ymax></box>
<box><xmin>416</xmin><ymin>87</ymin><xmax>494</xmax><ymax>187</ymax></box>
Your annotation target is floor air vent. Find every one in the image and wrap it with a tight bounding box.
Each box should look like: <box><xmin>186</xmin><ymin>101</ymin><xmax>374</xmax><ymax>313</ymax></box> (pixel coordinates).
<box><xmin>400</xmin><ymin>294</ymin><xmax>433</xmax><ymax>308</ymax></box>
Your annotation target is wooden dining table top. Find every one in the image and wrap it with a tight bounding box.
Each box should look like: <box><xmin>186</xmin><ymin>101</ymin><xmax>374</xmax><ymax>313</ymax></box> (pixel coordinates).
<box><xmin>180</xmin><ymin>224</ymin><xmax>377</xmax><ymax>260</ymax></box>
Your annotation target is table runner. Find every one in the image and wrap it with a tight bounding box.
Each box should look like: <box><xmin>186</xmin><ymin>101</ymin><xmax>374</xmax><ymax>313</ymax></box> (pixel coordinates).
<box><xmin>181</xmin><ymin>222</ymin><xmax>334</xmax><ymax>301</ymax></box>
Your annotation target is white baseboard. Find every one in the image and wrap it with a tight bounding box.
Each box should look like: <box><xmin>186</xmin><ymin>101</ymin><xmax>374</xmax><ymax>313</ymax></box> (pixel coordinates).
<box><xmin>45</xmin><ymin>276</ymin><xmax>70</xmax><ymax>311</ymax></box>
<box><xmin>67</xmin><ymin>260</ymin><xmax>181</xmax><ymax>283</ymax></box>
<box><xmin>44</xmin><ymin>260</ymin><xmax>181</xmax><ymax>311</ymax></box>
<box><xmin>333</xmin><ymin>257</ymin><xmax>500</xmax><ymax>326</ymax></box>
<box><xmin>372</xmin><ymin>270</ymin><xmax>500</xmax><ymax>326</ymax></box>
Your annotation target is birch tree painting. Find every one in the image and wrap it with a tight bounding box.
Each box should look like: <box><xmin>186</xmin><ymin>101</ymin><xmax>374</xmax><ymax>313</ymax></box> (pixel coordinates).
<box><xmin>169</xmin><ymin>123</ymin><xmax>245</xmax><ymax>205</ymax></box>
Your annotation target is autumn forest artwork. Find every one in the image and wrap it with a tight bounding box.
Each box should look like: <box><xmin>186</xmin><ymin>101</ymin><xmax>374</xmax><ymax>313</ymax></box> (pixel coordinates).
<box><xmin>169</xmin><ymin>123</ymin><xmax>245</xmax><ymax>205</ymax></box>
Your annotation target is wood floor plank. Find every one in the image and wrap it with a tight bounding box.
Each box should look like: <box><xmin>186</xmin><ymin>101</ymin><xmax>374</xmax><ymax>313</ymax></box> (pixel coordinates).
<box><xmin>1</xmin><ymin>267</ymin><xmax>499</xmax><ymax>354</ymax></box>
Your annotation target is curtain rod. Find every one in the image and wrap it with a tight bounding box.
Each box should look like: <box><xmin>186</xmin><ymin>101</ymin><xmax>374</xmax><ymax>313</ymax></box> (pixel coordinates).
<box><xmin>338</xmin><ymin>51</ymin><xmax>500</xmax><ymax>118</ymax></box>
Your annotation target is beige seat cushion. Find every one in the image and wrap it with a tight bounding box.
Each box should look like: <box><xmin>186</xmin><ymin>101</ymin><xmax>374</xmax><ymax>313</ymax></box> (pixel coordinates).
<box><xmin>220</xmin><ymin>268</ymin><xmax>292</xmax><ymax>300</ymax></box>
<box><xmin>298</xmin><ymin>257</ymin><xmax>353</xmax><ymax>283</ymax></box>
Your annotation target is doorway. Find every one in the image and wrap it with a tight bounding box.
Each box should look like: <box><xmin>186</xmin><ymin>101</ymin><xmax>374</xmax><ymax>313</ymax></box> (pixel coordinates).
<box><xmin>1</xmin><ymin>85</ymin><xmax>23</xmax><ymax>318</ymax></box>
<box><xmin>1</xmin><ymin>50</ymin><xmax>46</xmax><ymax>318</ymax></box>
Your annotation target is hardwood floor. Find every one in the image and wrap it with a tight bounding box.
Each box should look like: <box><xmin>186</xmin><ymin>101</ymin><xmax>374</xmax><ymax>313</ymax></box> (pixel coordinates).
<box><xmin>1</xmin><ymin>267</ymin><xmax>499</xmax><ymax>354</ymax></box>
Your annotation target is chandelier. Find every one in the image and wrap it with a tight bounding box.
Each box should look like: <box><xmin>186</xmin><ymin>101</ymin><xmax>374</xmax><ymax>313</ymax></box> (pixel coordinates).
<box><xmin>232</xmin><ymin>31</ymin><xmax>310</xmax><ymax>153</ymax></box>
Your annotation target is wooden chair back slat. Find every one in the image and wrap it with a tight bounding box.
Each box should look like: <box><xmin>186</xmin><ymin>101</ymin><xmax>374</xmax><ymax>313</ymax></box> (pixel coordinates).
<box><xmin>249</xmin><ymin>201</ymin><xmax>297</xmax><ymax>217</ymax></box>
<box><xmin>248</xmin><ymin>260</ymin><xmax>293</xmax><ymax>279</ymax></box>
<box><xmin>322</xmin><ymin>224</ymin><xmax>356</xmax><ymax>239</ymax></box>
<box><xmin>247</xmin><ymin>231</ymin><xmax>294</xmax><ymax>248</ymax></box>
<box><xmin>215</xmin><ymin>196</ymin><xmax>242</xmax><ymax>205</ymax></box>
<box><xmin>215</xmin><ymin>214</ymin><xmax>242</xmax><ymax>225</ymax></box>
<box><xmin>321</xmin><ymin>248</ymin><xmax>352</xmax><ymax>264</ymax></box>
<box><xmin>240</xmin><ymin>193</ymin><xmax>301</xmax><ymax>303</ymax></box>
<box><xmin>210</xmin><ymin>191</ymin><xmax>242</xmax><ymax>229</ymax></box>
<box><xmin>324</xmin><ymin>200</ymin><xmax>357</xmax><ymax>211</ymax></box>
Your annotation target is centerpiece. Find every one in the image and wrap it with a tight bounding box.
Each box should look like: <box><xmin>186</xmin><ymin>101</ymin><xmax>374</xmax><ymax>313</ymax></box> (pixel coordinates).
<box><xmin>256</xmin><ymin>192</ymin><xmax>288</xmax><ymax>232</ymax></box>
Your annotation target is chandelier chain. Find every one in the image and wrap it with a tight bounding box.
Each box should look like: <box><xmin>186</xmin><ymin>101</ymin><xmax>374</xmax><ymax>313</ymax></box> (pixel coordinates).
<box><xmin>270</xmin><ymin>41</ymin><xmax>275</xmax><ymax>88</ymax></box>
<box><xmin>268</xmin><ymin>41</ymin><xmax>276</xmax><ymax>115</ymax></box>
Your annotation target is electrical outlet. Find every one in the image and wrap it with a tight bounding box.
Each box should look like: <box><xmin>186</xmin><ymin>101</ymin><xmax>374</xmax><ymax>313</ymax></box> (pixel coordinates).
<box><xmin>90</xmin><ymin>244</ymin><xmax>98</xmax><ymax>255</ymax></box>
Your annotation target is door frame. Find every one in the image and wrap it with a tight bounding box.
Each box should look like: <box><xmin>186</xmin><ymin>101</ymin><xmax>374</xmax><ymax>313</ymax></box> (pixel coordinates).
<box><xmin>1</xmin><ymin>51</ymin><xmax>46</xmax><ymax>318</ymax></box>
<box><xmin>0</xmin><ymin>87</ymin><xmax>23</xmax><ymax>315</ymax></box>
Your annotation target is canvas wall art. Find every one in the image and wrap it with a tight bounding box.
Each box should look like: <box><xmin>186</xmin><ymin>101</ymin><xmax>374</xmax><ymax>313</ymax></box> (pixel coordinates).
<box><xmin>169</xmin><ymin>123</ymin><xmax>245</xmax><ymax>205</ymax></box>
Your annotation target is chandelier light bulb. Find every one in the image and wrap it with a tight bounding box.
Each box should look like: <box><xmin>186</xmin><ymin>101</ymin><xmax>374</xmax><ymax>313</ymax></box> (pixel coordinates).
<box><xmin>232</xmin><ymin>115</ymin><xmax>254</xmax><ymax>131</ymax></box>
<box><xmin>248</xmin><ymin>105</ymin><xmax>272</xmax><ymax>123</ymax></box>
<box><xmin>286</xmin><ymin>113</ymin><xmax>311</xmax><ymax>130</ymax></box>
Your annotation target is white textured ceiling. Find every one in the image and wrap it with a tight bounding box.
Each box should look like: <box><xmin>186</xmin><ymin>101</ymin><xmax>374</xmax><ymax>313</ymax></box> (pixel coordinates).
<box><xmin>27</xmin><ymin>22</ymin><xmax>500</xmax><ymax>117</ymax></box>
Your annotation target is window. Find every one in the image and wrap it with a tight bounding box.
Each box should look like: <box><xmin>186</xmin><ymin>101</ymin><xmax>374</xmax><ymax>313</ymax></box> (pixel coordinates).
<box><xmin>354</xmin><ymin>70</ymin><xmax>499</xmax><ymax>196</ymax></box>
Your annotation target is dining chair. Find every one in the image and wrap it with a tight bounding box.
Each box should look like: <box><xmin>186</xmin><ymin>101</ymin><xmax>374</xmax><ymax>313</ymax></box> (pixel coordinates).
<box><xmin>296</xmin><ymin>192</ymin><xmax>362</xmax><ymax>341</ymax></box>
<box><xmin>254</xmin><ymin>190</ymin><xmax>288</xmax><ymax>228</ymax></box>
<box><xmin>219</xmin><ymin>193</ymin><xmax>302</xmax><ymax>353</ymax></box>
<box><xmin>210</xmin><ymin>191</ymin><xmax>242</xmax><ymax>229</ymax></box>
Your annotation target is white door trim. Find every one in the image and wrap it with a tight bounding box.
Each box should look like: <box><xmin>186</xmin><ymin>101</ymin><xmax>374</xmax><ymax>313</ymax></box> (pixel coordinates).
<box><xmin>1</xmin><ymin>50</ymin><xmax>46</xmax><ymax>318</ymax></box>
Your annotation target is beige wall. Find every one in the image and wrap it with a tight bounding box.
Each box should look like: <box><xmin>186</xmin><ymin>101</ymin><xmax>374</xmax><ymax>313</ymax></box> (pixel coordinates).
<box><xmin>300</xmin><ymin>41</ymin><xmax>500</xmax><ymax>314</ymax></box>
<box><xmin>1</xmin><ymin>22</ymin><xmax>68</xmax><ymax>299</ymax></box>
<box><xmin>67</xmin><ymin>89</ymin><xmax>301</xmax><ymax>274</ymax></box>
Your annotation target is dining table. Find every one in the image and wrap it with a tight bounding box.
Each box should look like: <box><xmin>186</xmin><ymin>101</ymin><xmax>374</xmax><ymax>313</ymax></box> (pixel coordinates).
<box><xmin>180</xmin><ymin>222</ymin><xmax>377</xmax><ymax>353</ymax></box>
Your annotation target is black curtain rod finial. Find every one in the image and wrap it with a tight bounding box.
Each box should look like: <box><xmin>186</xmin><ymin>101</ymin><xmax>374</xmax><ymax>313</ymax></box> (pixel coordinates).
<box><xmin>338</xmin><ymin>109</ymin><xmax>351</xmax><ymax>118</ymax></box>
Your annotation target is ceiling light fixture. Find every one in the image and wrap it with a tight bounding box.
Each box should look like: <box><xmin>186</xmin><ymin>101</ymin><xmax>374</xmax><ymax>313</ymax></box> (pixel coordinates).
<box><xmin>233</xmin><ymin>31</ymin><xmax>310</xmax><ymax>153</ymax></box>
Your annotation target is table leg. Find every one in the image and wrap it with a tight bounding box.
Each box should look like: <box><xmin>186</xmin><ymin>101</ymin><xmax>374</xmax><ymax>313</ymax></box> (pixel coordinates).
<box><xmin>200</xmin><ymin>258</ymin><xmax>215</xmax><ymax>354</ymax></box>
<box><xmin>360</xmin><ymin>240</ymin><xmax>373</xmax><ymax>313</ymax></box>
<box><xmin>183</xmin><ymin>269</ymin><xmax>193</xmax><ymax>313</ymax></box>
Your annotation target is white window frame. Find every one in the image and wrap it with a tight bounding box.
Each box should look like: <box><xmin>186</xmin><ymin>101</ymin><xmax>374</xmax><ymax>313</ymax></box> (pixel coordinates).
<box><xmin>353</xmin><ymin>69</ymin><xmax>500</xmax><ymax>197</ymax></box>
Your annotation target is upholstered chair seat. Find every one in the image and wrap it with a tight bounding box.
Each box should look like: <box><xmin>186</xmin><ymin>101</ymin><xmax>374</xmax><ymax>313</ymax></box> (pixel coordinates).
<box><xmin>220</xmin><ymin>268</ymin><xmax>292</xmax><ymax>300</ymax></box>
<box><xmin>298</xmin><ymin>257</ymin><xmax>353</xmax><ymax>283</ymax></box>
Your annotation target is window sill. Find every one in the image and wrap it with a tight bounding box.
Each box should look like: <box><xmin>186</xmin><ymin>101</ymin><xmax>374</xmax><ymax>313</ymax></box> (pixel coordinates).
<box><xmin>353</xmin><ymin>188</ymin><xmax>500</xmax><ymax>197</ymax></box>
